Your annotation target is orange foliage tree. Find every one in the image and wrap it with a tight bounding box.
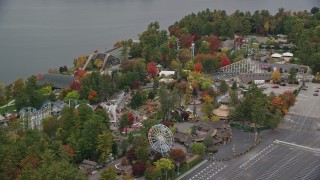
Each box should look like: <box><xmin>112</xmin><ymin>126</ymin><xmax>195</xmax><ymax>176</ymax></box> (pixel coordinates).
<box><xmin>169</xmin><ymin>148</ymin><xmax>186</xmax><ymax>164</ymax></box>
<box><xmin>271</xmin><ymin>95</ymin><xmax>287</xmax><ymax>115</ymax></box>
<box><xmin>193</xmin><ymin>62</ymin><xmax>203</xmax><ymax>72</ymax></box>
<box><xmin>74</xmin><ymin>56</ymin><xmax>87</xmax><ymax>69</ymax></box>
<box><xmin>271</xmin><ymin>70</ymin><xmax>281</xmax><ymax>82</ymax></box>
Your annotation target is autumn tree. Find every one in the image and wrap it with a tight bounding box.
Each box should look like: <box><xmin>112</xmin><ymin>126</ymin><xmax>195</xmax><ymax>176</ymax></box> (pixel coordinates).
<box><xmin>272</xmin><ymin>70</ymin><xmax>281</xmax><ymax>83</ymax></box>
<box><xmin>132</xmin><ymin>162</ymin><xmax>146</xmax><ymax>177</ymax></box>
<box><xmin>169</xmin><ymin>149</ymin><xmax>186</xmax><ymax>164</ymax></box>
<box><xmin>201</xmin><ymin>95</ymin><xmax>214</xmax><ymax>117</ymax></box>
<box><xmin>12</xmin><ymin>78</ymin><xmax>25</xmax><ymax>97</ymax></box>
<box><xmin>193</xmin><ymin>62</ymin><xmax>203</xmax><ymax>72</ymax></box>
<box><xmin>147</xmin><ymin>62</ymin><xmax>158</xmax><ymax>77</ymax></box>
<box><xmin>221</xmin><ymin>55</ymin><xmax>231</xmax><ymax>67</ymax></box>
<box><xmin>195</xmin><ymin>53</ymin><xmax>219</xmax><ymax>73</ymax></box>
<box><xmin>208</xmin><ymin>35</ymin><xmax>222</xmax><ymax>53</ymax></box>
<box><xmin>180</xmin><ymin>48</ymin><xmax>192</xmax><ymax>65</ymax></box>
<box><xmin>144</xmin><ymin>166</ymin><xmax>161</xmax><ymax>180</ymax></box>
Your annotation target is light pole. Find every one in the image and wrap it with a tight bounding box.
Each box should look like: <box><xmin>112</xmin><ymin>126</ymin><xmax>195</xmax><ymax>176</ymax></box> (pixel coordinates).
<box><xmin>191</xmin><ymin>42</ymin><xmax>195</xmax><ymax>61</ymax></box>
<box><xmin>177</xmin><ymin>162</ymin><xmax>180</xmax><ymax>175</ymax></box>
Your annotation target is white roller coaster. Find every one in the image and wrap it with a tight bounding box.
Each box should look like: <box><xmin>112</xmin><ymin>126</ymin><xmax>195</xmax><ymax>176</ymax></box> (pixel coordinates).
<box><xmin>220</xmin><ymin>58</ymin><xmax>265</xmax><ymax>74</ymax></box>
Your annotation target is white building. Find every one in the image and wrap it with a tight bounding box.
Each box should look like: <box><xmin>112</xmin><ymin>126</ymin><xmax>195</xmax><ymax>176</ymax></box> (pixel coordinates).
<box><xmin>159</xmin><ymin>71</ymin><xmax>175</xmax><ymax>77</ymax></box>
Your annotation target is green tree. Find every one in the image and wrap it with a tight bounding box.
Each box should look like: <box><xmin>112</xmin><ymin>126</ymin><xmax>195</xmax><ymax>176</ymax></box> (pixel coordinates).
<box><xmin>78</xmin><ymin>115</ymin><xmax>107</xmax><ymax>161</ymax></box>
<box><xmin>219</xmin><ymin>80</ymin><xmax>229</xmax><ymax>94</ymax></box>
<box><xmin>159</xmin><ymin>86</ymin><xmax>179</xmax><ymax>121</ymax></box>
<box><xmin>191</xmin><ymin>143</ymin><xmax>206</xmax><ymax>156</ymax></box>
<box><xmin>203</xmin><ymin>135</ymin><xmax>213</xmax><ymax>148</ymax></box>
<box><xmin>231</xmin><ymin>81</ymin><xmax>237</xmax><ymax>91</ymax></box>
<box><xmin>99</xmin><ymin>167</ymin><xmax>117</xmax><ymax>180</ymax></box>
<box><xmin>154</xmin><ymin>158</ymin><xmax>174</xmax><ymax>180</ymax></box>
<box><xmin>145</xmin><ymin>166</ymin><xmax>161</xmax><ymax>180</ymax></box>
<box><xmin>65</xmin><ymin>91</ymin><xmax>80</xmax><ymax>100</ymax></box>
<box><xmin>97</xmin><ymin>131</ymin><xmax>114</xmax><ymax>163</ymax></box>
<box><xmin>131</xmin><ymin>90</ymin><xmax>146</xmax><ymax>109</ymax></box>
<box><xmin>288</xmin><ymin>67</ymin><xmax>297</xmax><ymax>83</ymax></box>
<box><xmin>133</xmin><ymin>136</ymin><xmax>149</xmax><ymax>162</ymax></box>
<box><xmin>38</xmin><ymin>159</ymin><xmax>86</xmax><ymax>180</ymax></box>
<box><xmin>119</xmin><ymin>113</ymin><xmax>130</xmax><ymax>135</ymax></box>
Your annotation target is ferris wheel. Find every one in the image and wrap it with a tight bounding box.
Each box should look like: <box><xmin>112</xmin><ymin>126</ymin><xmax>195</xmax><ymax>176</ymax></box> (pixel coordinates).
<box><xmin>148</xmin><ymin>124</ymin><xmax>173</xmax><ymax>156</ymax></box>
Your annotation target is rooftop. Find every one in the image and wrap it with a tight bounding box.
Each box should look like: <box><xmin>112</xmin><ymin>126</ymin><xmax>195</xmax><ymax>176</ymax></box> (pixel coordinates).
<box><xmin>38</xmin><ymin>73</ymin><xmax>75</xmax><ymax>89</ymax></box>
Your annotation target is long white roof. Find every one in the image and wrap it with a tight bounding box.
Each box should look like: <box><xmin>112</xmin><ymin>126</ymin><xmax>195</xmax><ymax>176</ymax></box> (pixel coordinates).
<box><xmin>282</xmin><ymin>52</ymin><xmax>293</xmax><ymax>57</ymax></box>
<box><xmin>271</xmin><ymin>53</ymin><xmax>282</xmax><ymax>58</ymax></box>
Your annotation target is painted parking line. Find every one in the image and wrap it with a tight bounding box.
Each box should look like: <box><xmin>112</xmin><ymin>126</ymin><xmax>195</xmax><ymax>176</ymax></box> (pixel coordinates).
<box><xmin>190</xmin><ymin>163</ymin><xmax>227</xmax><ymax>180</ymax></box>
<box><xmin>239</xmin><ymin>144</ymin><xmax>278</xmax><ymax>170</ymax></box>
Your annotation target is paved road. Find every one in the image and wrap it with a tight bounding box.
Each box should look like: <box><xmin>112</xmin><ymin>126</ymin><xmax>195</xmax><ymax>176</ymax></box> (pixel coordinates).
<box><xmin>182</xmin><ymin>82</ymin><xmax>320</xmax><ymax>180</ymax></box>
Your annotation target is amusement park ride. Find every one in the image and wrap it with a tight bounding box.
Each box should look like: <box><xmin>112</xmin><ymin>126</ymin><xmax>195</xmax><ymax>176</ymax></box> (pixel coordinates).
<box><xmin>148</xmin><ymin>124</ymin><xmax>174</xmax><ymax>157</ymax></box>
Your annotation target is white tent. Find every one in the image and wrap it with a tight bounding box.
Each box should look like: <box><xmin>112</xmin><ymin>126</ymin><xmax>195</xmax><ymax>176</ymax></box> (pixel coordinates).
<box><xmin>271</xmin><ymin>53</ymin><xmax>282</xmax><ymax>58</ymax></box>
<box><xmin>0</xmin><ymin>114</ymin><xmax>5</xmax><ymax>121</ymax></box>
<box><xmin>282</xmin><ymin>52</ymin><xmax>293</xmax><ymax>57</ymax></box>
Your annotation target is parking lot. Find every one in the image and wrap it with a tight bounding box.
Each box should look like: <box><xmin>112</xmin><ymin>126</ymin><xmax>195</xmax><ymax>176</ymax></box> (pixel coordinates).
<box><xmin>257</xmin><ymin>83</ymin><xmax>299</xmax><ymax>95</ymax></box>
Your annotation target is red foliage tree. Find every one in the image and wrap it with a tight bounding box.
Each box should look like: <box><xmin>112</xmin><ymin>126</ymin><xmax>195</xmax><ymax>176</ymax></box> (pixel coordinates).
<box><xmin>208</xmin><ymin>35</ymin><xmax>222</xmax><ymax>53</ymax></box>
<box><xmin>132</xmin><ymin>80</ymin><xmax>140</xmax><ymax>89</ymax></box>
<box><xmin>180</xmin><ymin>33</ymin><xmax>193</xmax><ymax>48</ymax></box>
<box><xmin>36</xmin><ymin>73</ymin><xmax>43</xmax><ymax>80</ymax></box>
<box><xmin>132</xmin><ymin>162</ymin><xmax>146</xmax><ymax>177</ymax></box>
<box><xmin>193</xmin><ymin>62</ymin><xmax>203</xmax><ymax>72</ymax></box>
<box><xmin>74</xmin><ymin>69</ymin><xmax>87</xmax><ymax>79</ymax></box>
<box><xmin>126</xmin><ymin>147</ymin><xmax>137</xmax><ymax>163</ymax></box>
<box><xmin>169</xmin><ymin>148</ymin><xmax>187</xmax><ymax>164</ymax></box>
<box><xmin>147</xmin><ymin>62</ymin><xmax>158</xmax><ymax>77</ymax></box>
<box><xmin>128</xmin><ymin>112</ymin><xmax>135</xmax><ymax>126</ymax></box>
<box><xmin>221</xmin><ymin>55</ymin><xmax>231</xmax><ymax>67</ymax></box>
<box><xmin>70</xmin><ymin>80</ymin><xmax>81</xmax><ymax>91</ymax></box>
<box><xmin>153</xmin><ymin>152</ymin><xmax>163</xmax><ymax>162</ymax></box>
<box><xmin>168</xmin><ymin>25</ymin><xmax>180</xmax><ymax>37</ymax></box>
<box><xmin>20</xmin><ymin>156</ymin><xmax>39</xmax><ymax>168</ymax></box>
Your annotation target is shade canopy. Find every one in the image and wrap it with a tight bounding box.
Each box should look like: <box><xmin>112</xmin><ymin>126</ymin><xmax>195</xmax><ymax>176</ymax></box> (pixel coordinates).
<box><xmin>282</xmin><ymin>52</ymin><xmax>293</xmax><ymax>57</ymax></box>
<box><xmin>271</xmin><ymin>53</ymin><xmax>282</xmax><ymax>58</ymax></box>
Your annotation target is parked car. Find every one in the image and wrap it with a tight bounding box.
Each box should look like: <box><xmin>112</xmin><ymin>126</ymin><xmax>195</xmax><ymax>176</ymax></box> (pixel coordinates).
<box><xmin>315</xmin><ymin>89</ymin><xmax>319</xmax><ymax>92</ymax></box>
<box><xmin>272</xmin><ymin>85</ymin><xmax>279</xmax><ymax>88</ymax></box>
<box><xmin>302</xmin><ymin>88</ymin><xmax>307</xmax><ymax>91</ymax></box>
<box><xmin>280</xmin><ymin>83</ymin><xmax>286</xmax><ymax>86</ymax></box>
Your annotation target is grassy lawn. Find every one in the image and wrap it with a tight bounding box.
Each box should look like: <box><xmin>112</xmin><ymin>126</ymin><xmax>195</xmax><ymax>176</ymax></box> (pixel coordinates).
<box><xmin>0</xmin><ymin>105</ymin><xmax>16</xmax><ymax>114</ymax></box>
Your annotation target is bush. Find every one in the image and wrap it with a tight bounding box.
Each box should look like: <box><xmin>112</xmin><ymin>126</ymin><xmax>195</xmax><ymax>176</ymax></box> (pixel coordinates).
<box><xmin>148</xmin><ymin>91</ymin><xmax>155</xmax><ymax>99</ymax></box>
<box><xmin>132</xmin><ymin>162</ymin><xmax>146</xmax><ymax>177</ymax></box>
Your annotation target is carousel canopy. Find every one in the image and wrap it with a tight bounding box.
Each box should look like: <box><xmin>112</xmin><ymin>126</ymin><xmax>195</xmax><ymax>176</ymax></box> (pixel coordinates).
<box><xmin>212</xmin><ymin>105</ymin><xmax>230</xmax><ymax>118</ymax></box>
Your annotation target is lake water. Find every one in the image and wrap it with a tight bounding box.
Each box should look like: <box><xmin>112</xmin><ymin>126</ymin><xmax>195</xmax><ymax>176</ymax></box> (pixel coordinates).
<box><xmin>0</xmin><ymin>0</ymin><xmax>319</xmax><ymax>84</ymax></box>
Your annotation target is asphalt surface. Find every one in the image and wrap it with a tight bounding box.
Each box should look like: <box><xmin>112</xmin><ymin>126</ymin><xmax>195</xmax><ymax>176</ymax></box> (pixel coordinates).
<box><xmin>182</xmin><ymin>82</ymin><xmax>320</xmax><ymax>180</ymax></box>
